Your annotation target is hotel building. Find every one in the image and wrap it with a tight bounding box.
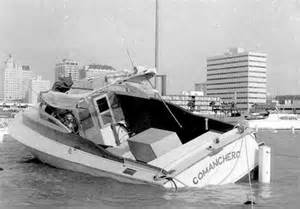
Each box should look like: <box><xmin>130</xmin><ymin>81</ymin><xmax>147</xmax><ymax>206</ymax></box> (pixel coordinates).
<box><xmin>55</xmin><ymin>59</ymin><xmax>80</xmax><ymax>81</ymax></box>
<box><xmin>206</xmin><ymin>48</ymin><xmax>267</xmax><ymax>111</ymax></box>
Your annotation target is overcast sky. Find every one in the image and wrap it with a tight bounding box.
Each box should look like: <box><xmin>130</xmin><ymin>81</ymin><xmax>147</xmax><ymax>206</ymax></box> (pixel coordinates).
<box><xmin>1</xmin><ymin>0</ymin><xmax>300</xmax><ymax>95</ymax></box>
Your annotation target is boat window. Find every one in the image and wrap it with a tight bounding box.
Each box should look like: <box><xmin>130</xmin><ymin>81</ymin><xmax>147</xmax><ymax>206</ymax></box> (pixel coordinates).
<box><xmin>97</xmin><ymin>98</ymin><xmax>109</xmax><ymax>113</ymax></box>
<box><xmin>279</xmin><ymin>116</ymin><xmax>297</xmax><ymax>120</ymax></box>
<box><xmin>94</xmin><ymin>94</ymin><xmax>116</xmax><ymax>127</ymax></box>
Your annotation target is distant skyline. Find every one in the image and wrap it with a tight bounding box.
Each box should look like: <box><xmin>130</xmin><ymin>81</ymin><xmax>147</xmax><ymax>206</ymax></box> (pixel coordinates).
<box><xmin>1</xmin><ymin>0</ymin><xmax>300</xmax><ymax>95</ymax></box>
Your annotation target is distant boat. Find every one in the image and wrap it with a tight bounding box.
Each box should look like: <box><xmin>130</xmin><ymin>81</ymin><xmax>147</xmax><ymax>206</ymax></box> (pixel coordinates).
<box><xmin>245</xmin><ymin>112</ymin><xmax>300</xmax><ymax>130</ymax></box>
<box><xmin>8</xmin><ymin>68</ymin><xmax>267</xmax><ymax>189</ymax></box>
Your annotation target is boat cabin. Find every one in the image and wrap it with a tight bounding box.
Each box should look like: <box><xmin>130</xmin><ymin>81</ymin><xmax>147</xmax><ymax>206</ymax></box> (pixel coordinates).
<box><xmin>40</xmin><ymin>83</ymin><xmax>234</xmax><ymax>163</ymax></box>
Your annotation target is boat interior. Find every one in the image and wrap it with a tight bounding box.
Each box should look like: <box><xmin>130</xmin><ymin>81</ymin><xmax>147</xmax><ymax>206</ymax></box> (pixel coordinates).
<box><xmin>116</xmin><ymin>93</ymin><xmax>233</xmax><ymax>143</ymax></box>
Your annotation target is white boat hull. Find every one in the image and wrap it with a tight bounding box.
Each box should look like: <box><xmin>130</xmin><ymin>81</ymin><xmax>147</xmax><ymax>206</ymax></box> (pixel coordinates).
<box><xmin>167</xmin><ymin>134</ymin><xmax>258</xmax><ymax>188</ymax></box>
<box><xmin>246</xmin><ymin>114</ymin><xmax>300</xmax><ymax>130</ymax></box>
<box><xmin>247</xmin><ymin>121</ymin><xmax>300</xmax><ymax>130</ymax></box>
<box><xmin>9</xmin><ymin>113</ymin><xmax>161</xmax><ymax>186</ymax></box>
<box><xmin>9</xmin><ymin>112</ymin><xmax>260</xmax><ymax>189</ymax></box>
<box><xmin>0</xmin><ymin>128</ymin><xmax>8</xmax><ymax>143</ymax></box>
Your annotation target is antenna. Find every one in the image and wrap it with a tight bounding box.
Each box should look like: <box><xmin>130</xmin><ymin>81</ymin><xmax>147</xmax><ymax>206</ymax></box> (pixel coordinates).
<box><xmin>126</xmin><ymin>48</ymin><xmax>135</xmax><ymax>69</ymax></box>
<box><xmin>126</xmin><ymin>48</ymin><xmax>137</xmax><ymax>74</ymax></box>
<box><xmin>104</xmin><ymin>16</ymin><xmax>139</xmax><ymax>74</ymax></box>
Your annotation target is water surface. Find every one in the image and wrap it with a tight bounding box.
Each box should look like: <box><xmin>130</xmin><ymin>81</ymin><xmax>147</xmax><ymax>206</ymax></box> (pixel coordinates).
<box><xmin>0</xmin><ymin>130</ymin><xmax>300</xmax><ymax>209</ymax></box>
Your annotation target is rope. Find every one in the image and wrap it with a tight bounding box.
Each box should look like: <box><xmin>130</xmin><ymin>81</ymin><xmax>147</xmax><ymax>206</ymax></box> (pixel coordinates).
<box><xmin>165</xmin><ymin>177</ymin><xmax>178</xmax><ymax>192</ymax></box>
<box><xmin>245</xmin><ymin>135</ymin><xmax>255</xmax><ymax>208</ymax></box>
<box><xmin>153</xmin><ymin>173</ymin><xmax>180</xmax><ymax>192</ymax></box>
<box><xmin>217</xmin><ymin>135</ymin><xmax>244</xmax><ymax>184</ymax></box>
<box><xmin>147</xmin><ymin>80</ymin><xmax>182</xmax><ymax>129</ymax></box>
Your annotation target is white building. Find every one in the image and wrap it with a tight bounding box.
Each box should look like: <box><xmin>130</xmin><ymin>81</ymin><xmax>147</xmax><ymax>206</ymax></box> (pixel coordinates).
<box><xmin>21</xmin><ymin>65</ymin><xmax>36</xmax><ymax>101</ymax></box>
<box><xmin>2</xmin><ymin>55</ymin><xmax>36</xmax><ymax>102</ymax></box>
<box><xmin>194</xmin><ymin>83</ymin><xmax>207</xmax><ymax>96</ymax></box>
<box><xmin>55</xmin><ymin>59</ymin><xmax>80</xmax><ymax>81</ymax></box>
<box><xmin>4</xmin><ymin>67</ymin><xmax>22</xmax><ymax>101</ymax></box>
<box><xmin>0</xmin><ymin>55</ymin><xmax>5</xmax><ymax>100</ymax></box>
<box><xmin>79</xmin><ymin>64</ymin><xmax>116</xmax><ymax>79</ymax></box>
<box><xmin>28</xmin><ymin>76</ymin><xmax>51</xmax><ymax>104</ymax></box>
<box><xmin>3</xmin><ymin>55</ymin><xmax>23</xmax><ymax>101</ymax></box>
<box><xmin>206</xmin><ymin>48</ymin><xmax>267</xmax><ymax>111</ymax></box>
<box><xmin>163</xmin><ymin>93</ymin><xmax>221</xmax><ymax>114</ymax></box>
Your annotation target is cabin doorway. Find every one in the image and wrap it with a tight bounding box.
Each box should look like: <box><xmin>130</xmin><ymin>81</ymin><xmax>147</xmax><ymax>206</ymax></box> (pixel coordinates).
<box><xmin>93</xmin><ymin>94</ymin><xmax>119</xmax><ymax>146</ymax></box>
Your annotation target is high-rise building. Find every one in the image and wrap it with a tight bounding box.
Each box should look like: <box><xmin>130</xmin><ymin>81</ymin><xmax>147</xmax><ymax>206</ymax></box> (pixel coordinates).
<box><xmin>1</xmin><ymin>55</ymin><xmax>14</xmax><ymax>101</ymax></box>
<box><xmin>2</xmin><ymin>55</ymin><xmax>36</xmax><ymax>102</ymax></box>
<box><xmin>28</xmin><ymin>76</ymin><xmax>51</xmax><ymax>104</ymax></box>
<box><xmin>3</xmin><ymin>55</ymin><xmax>23</xmax><ymax>101</ymax></box>
<box><xmin>206</xmin><ymin>48</ymin><xmax>267</xmax><ymax>111</ymax></box>
<box><xmin>55</xmin><ymin>59</ymin><xmax>80</xmax><ymax>82</ymax></box>
<box><xmin>4</xmin><ymin>68</ymin><xmax>23</xmax><ymax>101</ymax></box>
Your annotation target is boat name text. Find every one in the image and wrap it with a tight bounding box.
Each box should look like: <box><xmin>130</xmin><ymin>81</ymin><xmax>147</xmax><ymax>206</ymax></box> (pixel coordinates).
<box><xmin>192</xmin><ymin>151</ymin><xmax>240</xmax><ymax>184</ymax></box>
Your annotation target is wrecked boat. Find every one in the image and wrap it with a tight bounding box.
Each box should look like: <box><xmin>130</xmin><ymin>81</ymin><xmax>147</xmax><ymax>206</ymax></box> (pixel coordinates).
<box><xmin>8</xmin><ymin>68</ymin><xmax>266</xmax><ymax>189</ymax></box>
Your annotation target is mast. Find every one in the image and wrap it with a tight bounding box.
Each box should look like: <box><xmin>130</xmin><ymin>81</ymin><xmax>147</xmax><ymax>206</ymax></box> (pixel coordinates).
<box><xmin>154</xmin><ymin>0</ymin><xmax>166</xmax><ymax>95</ymax></box>
<box><xmin>155</xmin><ymin>0</ymin><xmax>159</xmax><ymax>72</ymax></box>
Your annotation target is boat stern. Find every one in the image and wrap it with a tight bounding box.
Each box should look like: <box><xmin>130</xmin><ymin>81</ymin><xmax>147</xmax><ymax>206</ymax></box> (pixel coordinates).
<box><xmin>159</xmin><ymin>129</ymin><xmax>262</xmax><ymax>189</ymax></box>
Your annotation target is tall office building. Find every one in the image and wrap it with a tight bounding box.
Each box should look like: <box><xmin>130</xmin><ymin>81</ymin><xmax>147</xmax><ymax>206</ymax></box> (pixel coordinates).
<box><xmin>28</xmin><ymin>76</ymin><xmax>51</xmax><ymax>104</ymax></box>
<box><xmin>2</xmin><ymin>55</ymin><xmax>37</xmax><ymax>102</ymax></box>
<box><xmin>3</xmin><ymin>55</ymin><xmax>23</xmax><ymax>101</ymax></box>
<box><xmin>206</xmin><ymin>48</ymin><xmax>267</xmax><ymax>111</ymax></box>
<box><xmin>1</xmin><ymin>55</ymin><xmax>12</xmax><ymax>100</ymax></box>
<box><xmin>55</xmin><ymin>59</ymin><xmax>80</xmax><ymax>81</ymax></box>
